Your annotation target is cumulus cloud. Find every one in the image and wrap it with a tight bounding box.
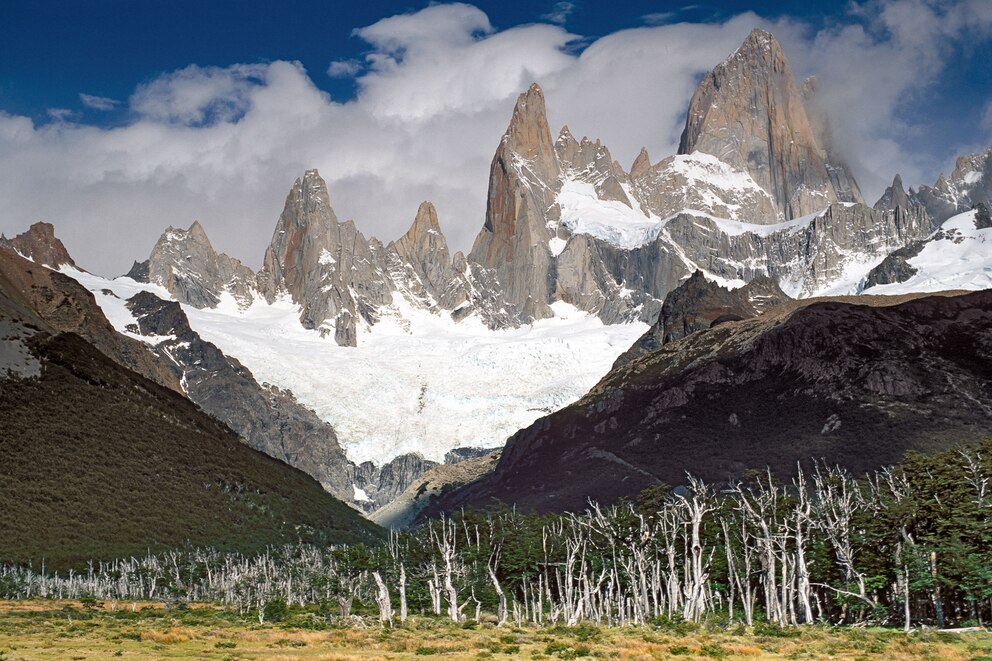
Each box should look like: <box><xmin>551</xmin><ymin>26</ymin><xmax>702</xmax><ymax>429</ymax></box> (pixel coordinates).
<box><xmin>79</xmin><ymin>93</ymin><xmax>120</xmax><ymax>111</ymax></box>
<box><xmin>327</xmin><ymin>59</ymin><xmax>362</xmax><ymax>78</ymax></box>
<box><xmin>0</xmin><ymin>1</ymin><xmax>989</xmax><ymax>275</ymax></box>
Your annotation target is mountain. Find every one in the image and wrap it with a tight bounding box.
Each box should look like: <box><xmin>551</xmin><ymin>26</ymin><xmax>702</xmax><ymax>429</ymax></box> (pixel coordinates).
<box><xmin>911</xmin><ymin>145</ymin><xmax>992</xmax><ymax>223</ymax></box>
<box><xmin>427</xmin><ymin>288</ymin><xmax>992</xmax><ymax>514</ymax></box>
<box><xmin>0</xmin><ymin>222</ymin><xmax>76</xmax><ymax>269</ymax></box>
<box><xmin>0</xmin><ymin>248</ymin><xmax>382</xmax><ymax>568</ymax></box>
<box><xmin>678</xmin><ymin>29</ymin><xmax>862</xmax><ymax>220</ymax></box>
<box><xmin>44</xmin><ymin>26</ymin><xmax>972</xmax><ymax>501</ymax></box>
<box><xmin>614</xmin><ymin>270</ymin><xmax>790</xmax><ymax>368</ymax></box>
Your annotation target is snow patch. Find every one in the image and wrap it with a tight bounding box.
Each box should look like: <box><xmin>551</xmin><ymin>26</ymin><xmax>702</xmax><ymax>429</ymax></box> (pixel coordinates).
<box><xmin>863</xmin><ymin>210</ymin><xmax>992</xmax><ymax>295</ymax></box>
<box><xmin>556</xmin><ymin>178</ymin><xmax>662</xmax><ymax>249</ymax></box>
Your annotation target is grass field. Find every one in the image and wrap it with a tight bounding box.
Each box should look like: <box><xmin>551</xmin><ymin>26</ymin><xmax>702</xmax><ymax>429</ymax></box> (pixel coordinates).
<box><xmin>0</xmin><ymin>600</ymin><xmax>990</xmax><ymax>660</ymax></box>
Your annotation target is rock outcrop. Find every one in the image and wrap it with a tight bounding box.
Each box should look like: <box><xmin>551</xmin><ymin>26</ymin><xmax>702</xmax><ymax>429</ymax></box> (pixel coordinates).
<box><xmin>0</xmin><ymin>222</ymin><xmax>76</xmax><ymax>269</ymax></box>
<box><xmin>259</xmin><ymin>170</ymin><xmax>394</xmax><ymax>346</ymax></box>
<box><xmin>678</xmin><ymin>29</ymin><xmax>862</xmax><ymax>220</ymax></box>
<box><xmin>133</xmin><ymin>221</ymin><xmax>257</xmax><ymax>309</ymax></box>
<box><xmin>615</xmin><ymin>271</ymin><xmax>789</xmax><ymax>367</ymax></box>
<box><xmin>873</xmin><ymin>174</ymin><xmax>913</xmax><ymax>212</ymax></box>
<box><xmin>0</xmin><ymin>246</ymin><xmax>181</xmax><ymax>392</ymax></box>
<box><xmin>913</xmin><ymin>145</ymin><xmax>992</xmax><ymax>224</ymax></box>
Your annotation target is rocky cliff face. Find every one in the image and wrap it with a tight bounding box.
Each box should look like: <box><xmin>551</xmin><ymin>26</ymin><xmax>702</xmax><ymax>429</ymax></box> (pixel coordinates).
<box><xmin>0</xmin><ymin>246</ymin><xmax>180</xmax><ymax>392</ymax></box>
<box><xmin>468</xmin><ymin>84</ymin><xmax>560</xmax><ymax>323</ymax></box>
<box><xmin>131</xmin><ymin>221</ymin><xmax>257</xmax><ymax>309</ymax></box>
<box><xmin>259</xmin><ymin>170</ymin><xmax>394</xmax><ymax>346</ymax></box>
<box><xmin>123</xmin><ymin>290</ymin><xmax>357</xmax><ymax>500</ymax></box>
<box><xmin>678</xmin><ymin>29</ymin><xmax>862</xmax><ymax>220</ymax></box>
<box><xmin>614</xmin><ymin>271</ymin><xmax>789</xmax><ymax>367</ymax></box>
<box><xmin>428</xmin><ymin>290</ymin><xmax>992</xmax><ymax>514</ymax></box>
<box><xmin>0</xmin><ymin>222</ymin><xmax>76</xmax><ymax>269</ymax></box>
<box><xmin>912</xmin><ymin>145</ymin><xmax>991</xmax><ymax>224</ymax></box>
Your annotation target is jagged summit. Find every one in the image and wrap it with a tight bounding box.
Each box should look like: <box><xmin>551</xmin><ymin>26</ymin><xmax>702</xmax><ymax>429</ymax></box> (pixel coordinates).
<box><xmin>630</xmin><ymin>147</ymin><xmax>651</xmax><ymax>179</ymax></box>
<box><xmin>678</xmin><ymin>28</ymin><xmax>855</xmax><ymax>220</ymax></box>
<box><xmin>0</xmin><ymin>221</ymin><xmax>76</xmax><ymax>269</ymax></box>
<box><xmin>502</xmin><ymin>83</ymin><xmax>558</xmax><ymax>177</ymax></box>
<box><xmin>138</xmin><ymin>219</ymin><xmax>257</xmax><ymax>309</ymax></box>
<box><xmin>874</xmin><ymin>174</ymin><xmax>912</xmax><ymax>211</ymax></box>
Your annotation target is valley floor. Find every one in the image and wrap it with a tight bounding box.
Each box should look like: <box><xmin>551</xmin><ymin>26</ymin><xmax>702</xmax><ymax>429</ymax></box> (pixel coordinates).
<box><xmin>0</xmin><ymin>601</ymin><xmax>989</xmax><ymax>660</ymax></box>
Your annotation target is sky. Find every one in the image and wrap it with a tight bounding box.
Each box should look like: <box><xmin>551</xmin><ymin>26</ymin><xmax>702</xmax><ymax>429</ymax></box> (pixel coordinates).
<box><xmin>2</xmin><ymin>0</ymin><xmax>991</xmax><ymax>275</ymax></box>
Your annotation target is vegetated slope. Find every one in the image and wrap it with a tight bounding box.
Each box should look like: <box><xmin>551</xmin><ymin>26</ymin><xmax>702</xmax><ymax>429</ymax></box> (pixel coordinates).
<box><xmin>0</xmin><ymin>254</ymin><xmax>382</xmax><ymax>569</ymax></box>
<box><xmin>427</xmin><ymin>290</ymin><xmax>992</xmax><ymax>514</ymax></box>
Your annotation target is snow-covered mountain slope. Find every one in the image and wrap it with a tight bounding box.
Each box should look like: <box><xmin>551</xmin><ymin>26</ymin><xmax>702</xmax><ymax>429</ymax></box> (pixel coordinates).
<box><xmin>862</xmin><ymin>209</ymin><xmax>992</xmax><ymax>295</ymax></box>
<box><xmin>63</xmin><ymin>267</ymin><xmax>646</xmax><ymax>466</ymax></box>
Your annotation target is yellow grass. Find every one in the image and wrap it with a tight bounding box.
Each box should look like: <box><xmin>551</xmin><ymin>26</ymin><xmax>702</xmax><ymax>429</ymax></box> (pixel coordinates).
<box><xmin>0</xmin><ymin>600</ymin><xmax>988</xmax><ymax>660</ymax></box>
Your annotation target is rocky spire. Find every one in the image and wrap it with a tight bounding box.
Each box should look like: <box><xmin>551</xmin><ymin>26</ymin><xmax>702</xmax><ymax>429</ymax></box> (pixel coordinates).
<box><xmin>259</xmin><ymin>169</ymin><xmax>393</xmax><ymax>346</ymax></box>
<box><xmin>0</xmin><ymin>222</ymin><xmax>76</xmax><ymax>269</ymax></box>
<box><xmin>468</xmin><ymin>83</ymin><xmax>560</xmax><ymax>323</ymax></box>
<box><xmin>873</xmin><ymin>174</ymin><xmax>912</xmax><ymax>211</ymax></box>
<box><xmin>388</xmin><ymin>201</ymin><xmax>452</xmax><ymax>302</ymax></box>
<box><xmin>677</xmin><ymin>28</ymin><xmax>854</xmax><ymax>220</ymax></box>
<box><xmin>630</xmin><ymin>147</ymin><xmax>651</xmax><ymax>179</ymax></box>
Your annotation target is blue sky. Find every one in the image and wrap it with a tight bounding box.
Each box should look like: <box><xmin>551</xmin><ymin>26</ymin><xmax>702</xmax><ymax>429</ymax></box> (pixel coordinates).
<box><xmin>1</xmin><ymin>1</ymin><xmax>991</xmax><ymax>273</ymax></box>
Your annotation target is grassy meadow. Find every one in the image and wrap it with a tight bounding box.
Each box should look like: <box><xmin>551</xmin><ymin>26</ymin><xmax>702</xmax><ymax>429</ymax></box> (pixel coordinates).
<box><xmin>0</xmin><ymin>600</ymin><xmax>990</xmax><ymax>660</ymax></box>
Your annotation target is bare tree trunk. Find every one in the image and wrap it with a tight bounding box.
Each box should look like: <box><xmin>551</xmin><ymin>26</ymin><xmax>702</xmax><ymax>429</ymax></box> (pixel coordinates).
<box><xmin>372</xmin><ymin>571</ymin><xmax>392</xmax><ymax>626</ymax></box>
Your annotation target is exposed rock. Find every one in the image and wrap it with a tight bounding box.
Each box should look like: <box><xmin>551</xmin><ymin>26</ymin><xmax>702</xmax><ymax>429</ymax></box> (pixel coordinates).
<box><xmin>629</xmin><ymin>147</ymin><xmax>651</xmax><ymax>180</ymax></box>
<box><xmin>629</xmin><ymin>152</ymin><xmax>780</xmax><ymax>223</ymax></box>
<box><xmin>863</xmin><ymin>241</ymin><xmax>925</xmax><ymax>288</ymax></box>
<box><xmin>914</xmin><ymin>145</ymin><xmax>992</xmax><ymax>224</ymax></box>
<box><xmin>664</xmin><ymin>202</ymin><xmax>933</xmax><ymax>296</ymax></box>
<box><xmin>125</xmin><ymin>259</ymin><xmax>150</xmax><ymax>282</ymax></box>
<box><xmin>614</xmin><ymin>271</ymin><xmax>789</xmax><ymax>367</ymax></box>
<box><xmin>975</xmin><ymin>202</ymin><xmax>992</xmax><ymax>230</ymax></box>
<box><xmin>555</xmin><ymin>129</ymin><xmax>631</xmax><ymax>207</ymax></box>
<box><xmin>0</xmin><ymin>222</ymin><xmax>76</xmax><ymax>269</ymax></box>
<box><xmin>353</xmin><ymin>453</ymin><xmax>439</xmax><ymax>512</ymax></box>
<box><xmin>124</xmin><ymin>290</ymin><xmax>356</xmax><ymax>500</ymax></box>
<box><xmin>429</xmin><ymin>290</ymin><xmax>992</xmax><ymax>514</ymax></box>
<box><xmin>378</xmin><ymin>451</ymin><xmax>501</xmax><ymax>529</ymax></box>
<box><xmin>874</xmin><ymin>174</ymin><xmax>913</xmax><ymax>212</ymax></box>
<box><xmin>468</xmin><ymin>84</ymin><xmax>559</xmax><ymax>323</ymax></box>
<box><xmin>678</xmin><ymin>29</ymin><xmax>859</xmax><ymax>220</ymax></box>
<box><xmin>444</xmin><ymin>446</ymin><xmax>498</xmax><ymax>465</ymax></box>
<box><xmin>259</xmin><ymin>170</ymin><xmax>394</xmax><ymax>346</ymax></box>
<box><xmin>0</xmin><ymin>247</ymin><xmax>181</xmax><ymax>392</ymax></box>
<box><xmin>143</xmin><ymin>221</ymin><xmax>258</xmax><ymax>309</ymax></box>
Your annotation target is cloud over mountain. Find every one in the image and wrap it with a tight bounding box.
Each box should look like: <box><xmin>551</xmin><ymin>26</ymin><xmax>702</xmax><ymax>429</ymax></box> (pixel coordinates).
<box><xmin>0</xmin><ymin>1</ymin><xmax>989</xmax><ymax>275</ymax></box>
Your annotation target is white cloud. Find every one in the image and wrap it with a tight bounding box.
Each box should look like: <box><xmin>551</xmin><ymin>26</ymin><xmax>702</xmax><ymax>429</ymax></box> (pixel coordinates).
<box><xmin>542</xmin><ymin>2</ymin><xmax>576</xmax><ymax>25</ymax></box>
<box><xmin>327</xmin><ymin>59</ymin><xmax>362</xmax><ymax>78</ymax></box>
<box><xmin>0</xmin><ymin>1</ymin><xmax>989</xmax><ymax>276</ymax></box>
<box><xmin>130</xmin><ymin>63</ymin><xmax>268</xmax><ymax>125</ymax></box>
<box><xmin>80</xmin><ymin>93</ymin><xmax>120</xmax><ymax>111</ymax></box>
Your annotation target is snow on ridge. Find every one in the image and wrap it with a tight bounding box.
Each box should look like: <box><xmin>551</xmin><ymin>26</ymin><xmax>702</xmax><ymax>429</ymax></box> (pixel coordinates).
<box><xmin>60</xmin><ymin>267</ymin><xmax>177</xmax><ymax>345</ymax></box>
<box><xmin>862</xmin><ymin>210</ymin><xmax>992</xmax><ymax>295</ymax></box>
<box><xmin>556</xmin><ymin>178</ymin><xmax>663</xmax><ymax>250</ymax></box>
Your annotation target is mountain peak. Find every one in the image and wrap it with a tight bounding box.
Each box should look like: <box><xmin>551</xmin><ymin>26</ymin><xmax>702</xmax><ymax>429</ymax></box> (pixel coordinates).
<box><xmin>0</xmin><ymin>221</ymin><xmax>76</xmax><ymax>269</ymax></box>
<box><xmin>503</xmin><ymin>83</ymin><xmax>557</xmax><ymax>174</ymax></box>
<box><xmin>678</xmin><ymin>27</ymin><xmax>854</xmax><ymax>219</ymax></box>
<box><xmin>630</xmin><ymin>147</ymin><xmax>651</xmax><ymax>179</ymax></box>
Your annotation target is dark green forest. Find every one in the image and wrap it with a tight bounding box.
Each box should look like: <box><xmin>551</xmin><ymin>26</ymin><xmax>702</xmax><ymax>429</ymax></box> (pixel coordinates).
<box><xmin>3</xmin><ymin>438</ymin><xmax>990</xmax><ymax>630</ymax></box>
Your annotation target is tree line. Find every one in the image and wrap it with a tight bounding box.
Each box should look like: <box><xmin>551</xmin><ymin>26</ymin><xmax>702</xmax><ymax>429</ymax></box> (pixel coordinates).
<box><xmin>2</xmin><ymin>440</ymin><xmax>990</xmax><ymax>629</ymax></box>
